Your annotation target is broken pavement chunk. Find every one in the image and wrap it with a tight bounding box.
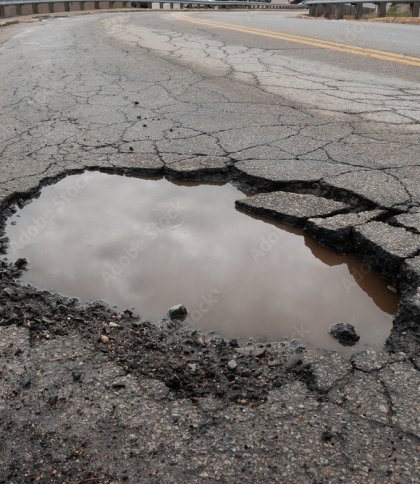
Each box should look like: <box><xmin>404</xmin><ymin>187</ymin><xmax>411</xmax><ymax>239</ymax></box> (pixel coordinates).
<box><xmin>165</xmin><ymin>156</ymin><xmax>229</xmax><ymax>178</ymax></box>
<box><xmin>354</xmin><ymin>222</ymin><xmax>420</xmax><ymax>280</ymax></box>
<box><xmin>403</xmin><ymin>255</ymin><xmax>420</xmax><ymax>287</ymax></box>
<box><xmin>322</xmin><ymin>170</ymin><xmax>410</xmax><ymax>208</ymax></box>
<box><xmin>305</xmin><ymin>210</ymin><xmax>384</xmax><ymax>253</ymax></box>
<box><xmin>234</xmin><ymin>159</ymin><xmax>350</xmax><ymax>188</ymax></box>
<box><xmin>236</xmin><ymin>191</ymin><xmax>349</xmax><ymax>227</ymax></box>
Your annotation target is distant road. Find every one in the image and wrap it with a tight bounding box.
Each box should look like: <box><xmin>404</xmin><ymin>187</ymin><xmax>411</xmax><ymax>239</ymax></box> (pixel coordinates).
<box><xmin>176</xmin><ymin>10</ymin><xmax>420</xmax><ymax>61</ymax></box>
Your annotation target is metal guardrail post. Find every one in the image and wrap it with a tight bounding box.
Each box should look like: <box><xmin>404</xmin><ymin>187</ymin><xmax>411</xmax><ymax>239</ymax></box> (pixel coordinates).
<box><xmin>32</xmin><ymin>2</ymin><xmax>39</xmax><ymax>12</ymax></box>
<box><xmin>410</xmin><ymin>1</ymin><xmax>420</xmax><ymax>15</ymax></box>
<box><xmin>324</xmin><ymin>2</ymin><xmax>332</xmax><ymax>17</ymax></box>
<box><xmin>159</xmin><ymin>1</ymin><xmax>163</xmax><ymax>7</ymax></box>
<box><xmin>122</xmin><ymin>1</ymin><xmax>128</xmax><ymax>6</ymax></box>
<box><xmin>94</xmin><ymin>1</ymin><xmax>99</xmax><ymax>7</ymax></box>
<box><xmin>15</xmin><ymin>3</ymin><xmax>22</xmax><ymax>14</ymax></box>
<box><xmin>109</xmin><ymin>0</ymin><xmax>115</xmax><ymax>7</ymax></box>
<box><xmin>377</xmin><ymin>2</ymin><xmax>386</xmax><ymax>16</ymax></box>
<box><xmin>335</xmin><ymin>3</ymin><xmax>344</xmax><ymax>18</ymax></box>
<box><xmin>170</xmin><ymin>2</ymin><xmax>173</xmax><ymax>7</ymax></box>
<box><xmin>64</xmin><ymin>1</ymin><xmax>70</xmax><ymax>11</ymax></box>
<box><xmin>0</xmin><ymin>4</ymin><xmax>4</xmax><ymax>16</ymax></box>
<box><xmin>79</xmin><ymin>0</ymin><xmax>85</xmax><ymax>9</ymax></box>
<box><xmin>315</xmin><ymin>3</ymin><xmax>324</xmax><ymax>15</ymax></box>
<box><xmin>48</xmin><ymin>2</ymin><xmax>54</xmax><ymax>12</ymax></box>
<box><xmin>353</xmin><ymin>2</ymin><xmax>363</xmax><ymax>18</ymax></box>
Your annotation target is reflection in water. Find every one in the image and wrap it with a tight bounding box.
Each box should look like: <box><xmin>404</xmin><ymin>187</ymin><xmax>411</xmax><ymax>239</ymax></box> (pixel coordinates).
<box><xmin>5</xmin><ymin>172</ymin><xmax>399</xmax><ymax>354</ymax></box>
<box><xmin>244</xmin><ymin>212</ymin><xmax>397</xmax><ymax>316</ymax></box>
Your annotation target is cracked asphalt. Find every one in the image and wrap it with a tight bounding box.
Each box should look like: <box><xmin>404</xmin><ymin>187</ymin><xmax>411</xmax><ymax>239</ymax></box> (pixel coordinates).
<box><xmin>0</xmin><ymin>10</ymin><xmax>419</xmax><ymax>483</ymax></box>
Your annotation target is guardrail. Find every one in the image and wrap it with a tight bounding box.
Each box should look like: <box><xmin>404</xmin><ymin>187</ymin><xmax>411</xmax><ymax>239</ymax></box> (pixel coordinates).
<box><xmin>0</xmin><ymin>0</ymin><xmax>305</xmax><ymax>17</ymax></box>
<box><xmin>306</xmin><ymin>0</ymin><xmax>420</xmax><ymax>19</ymax></box>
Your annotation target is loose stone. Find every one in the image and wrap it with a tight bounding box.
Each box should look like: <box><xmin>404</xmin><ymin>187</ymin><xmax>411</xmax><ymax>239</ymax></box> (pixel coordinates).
<box><xmin>100</xmin><ymin>334</ymin><xmax>109</xmax><ymax>344</ymax></box>
<box><xmin>168</xmin><ymin>304</ymin><xmax>188</xmax><ymax>319</ymax></box>
<box><xmin>328</xmin><ymin>322</ymin><xmax>360</xmax><ymax>344</ymax></box>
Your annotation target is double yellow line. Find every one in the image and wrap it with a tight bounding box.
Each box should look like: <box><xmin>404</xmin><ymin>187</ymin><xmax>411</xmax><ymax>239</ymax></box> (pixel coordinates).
<box><xmin>174</xmin><ymin>13</ymin><xmax>420</xmax><ymax>67</ymax></box>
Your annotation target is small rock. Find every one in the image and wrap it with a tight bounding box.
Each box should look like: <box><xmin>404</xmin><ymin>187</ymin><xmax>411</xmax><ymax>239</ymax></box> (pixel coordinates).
<box><xmin>378</xmin><ymin>404</ymin><xmax>388</xmax><ymax>414</ymax></box>
<box><xmin>100</xmin><ymin>334</ymin><xmax>109</xmax><ymax>344</ymax></box>
<box><xmin>289</xmin><ymin>340</ymin><xmax>306</xmax><ymax>352</ymax></box>
<box><xmin>72</xmin><ymin>371</ymin><xmax>82</xmax><ymax>382</ymax></box>
<box><xmin>123</xmin><ymin>309</ymin><xmax>140</xmax><ymax>319</ymax></box>
<box><xmin>112</xmin><ymin>380</ymin><xmax>126</xmax><ymax>389</ymax></box>
<box><xmin>15</xmin><ymin>258</ymin><xmax>27</xmax><ymax>269</ymax></box>
<box><xmin>254</xmin><ymin>347</ymin><xmax>267</xmax><ymax>358</ymax></box>
<box><xmin>18</xmin><ymin>375</ymin><xmax>31</xmax><ymax>388</ymax></box>
<box><xmin>109</xmin><ymin>321</ymin><xmax>120</xmax><ymax>328</ymax></box>
<box><xmin>3</xmin><ymin>287</ymin><xmax>15</xmax><ymax>298</ymax></box>
<box><xmin>328</xmin><ymin>322</ymin><xmax>360</xmax><ymax>345</ymax></box>
<box><xmin>8</xmin><ymin>313</ymin><xmax>19</xmax><ymax>324</ymax></box>
<box><xmin>168</xmin><ymin>304</ymin><xmax>188</xmax><ymax>319</ymax></box>
<box><xmin>227</xmin><ymin>359</ymin><xmax>238</xmax><ymax>371</ymax></box>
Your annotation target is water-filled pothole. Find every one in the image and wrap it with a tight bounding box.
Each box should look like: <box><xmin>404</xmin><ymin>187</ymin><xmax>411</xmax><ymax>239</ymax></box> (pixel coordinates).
<box><xmin>4</xmin><ymin>171</ymin><xmax>399</xmax><ymax>353</ymax></box>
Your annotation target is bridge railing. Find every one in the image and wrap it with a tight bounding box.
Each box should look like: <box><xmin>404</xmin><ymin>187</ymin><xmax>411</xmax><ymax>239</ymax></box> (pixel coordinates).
<box><xmin>0</xmin><ymin>0</ymin><xmax>306</xmax><ymax>18</ymax></box>
<box><xmin>305</xmin><ymin>0</ymin><xmax>420</xmax><ymax>19</ymax></box>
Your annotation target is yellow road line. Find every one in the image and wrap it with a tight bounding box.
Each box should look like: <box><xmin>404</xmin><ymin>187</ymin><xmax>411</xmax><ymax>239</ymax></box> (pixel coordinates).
<box><xmin>174</xmin><ymin>13</ymin><xmax>420</xmax><ymax>67</ymax></box>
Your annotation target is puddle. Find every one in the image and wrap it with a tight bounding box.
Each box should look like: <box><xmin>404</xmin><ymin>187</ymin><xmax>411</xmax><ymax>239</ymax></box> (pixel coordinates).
<box><xmin>4</xmin><ymin>171</ymin><xmax>399</xmax><ymax>354</ymax></box>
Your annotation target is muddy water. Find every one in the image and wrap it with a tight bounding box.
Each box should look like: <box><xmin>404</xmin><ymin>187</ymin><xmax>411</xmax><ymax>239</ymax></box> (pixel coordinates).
<box><xmin>5</xmin><ymin>171</ymin><xmax>399</xmax><ymax>353</ymax></box>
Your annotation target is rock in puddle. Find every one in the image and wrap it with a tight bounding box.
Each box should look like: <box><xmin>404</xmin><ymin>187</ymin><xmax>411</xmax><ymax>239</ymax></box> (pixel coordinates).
<box><xmin>328</xmin><ymin>322</ymin><xmax>360</xmax><ymax>345</ymax></box>
<box><xmin>168</xmin><ymin>304</ymin><xmax>188</xmax><ymax>320</ymax></box>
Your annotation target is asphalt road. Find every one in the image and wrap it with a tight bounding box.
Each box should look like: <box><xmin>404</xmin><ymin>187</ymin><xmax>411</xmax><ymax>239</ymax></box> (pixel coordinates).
<box><xmin>0</xmin><ymin>10</ymin><xmax>419</xmax><ymax>483</ymax></box>
<box><xmin>179</xmin><ymin>10</ymin><xmax>420</xmax><ymax>57</ymax></box>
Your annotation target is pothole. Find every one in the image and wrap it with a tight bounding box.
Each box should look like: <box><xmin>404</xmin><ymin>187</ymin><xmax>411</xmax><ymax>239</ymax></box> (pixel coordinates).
<box><xmin>3</xmin><ymin>171</ymin><xmax>399</xmax><ymax>354</ymax></box>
